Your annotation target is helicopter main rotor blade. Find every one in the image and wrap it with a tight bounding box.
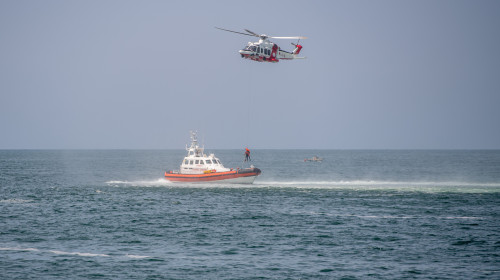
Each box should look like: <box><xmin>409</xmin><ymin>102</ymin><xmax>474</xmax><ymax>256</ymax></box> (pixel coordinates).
<box><xmin>244</xmin><ymin>29</ymin><xmax>261</xmax><ymax>37</ymax></box>
<box><xmin>270</xmin><ymin>36</ymin><xmax>308</xmax><ymax>40</ymax></box>
<box><xmin>215</xmin><ymin>27</ymin><xmax>258</xmax><ymax>37</ymax></box>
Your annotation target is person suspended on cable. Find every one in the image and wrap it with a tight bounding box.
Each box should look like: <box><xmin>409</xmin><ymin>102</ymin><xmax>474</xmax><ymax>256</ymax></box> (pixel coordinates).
<box><xmin>244</xmin><ymin>148</ymin><xmax>251</xmax><ymax>162</ymax></box>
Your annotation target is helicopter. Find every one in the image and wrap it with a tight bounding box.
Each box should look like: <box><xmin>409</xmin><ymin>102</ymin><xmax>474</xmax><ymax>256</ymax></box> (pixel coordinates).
<box><xmin>215</xmin><ymin>27</ymin><xmax>307</xmax><ymax>63</ymax></box>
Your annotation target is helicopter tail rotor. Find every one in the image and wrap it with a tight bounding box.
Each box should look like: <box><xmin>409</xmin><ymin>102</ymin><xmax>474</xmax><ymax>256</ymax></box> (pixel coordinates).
<box><xmin>291</xmin><ymin>41</ymin><xmax>303</xmax><ymax>55</ymax></box>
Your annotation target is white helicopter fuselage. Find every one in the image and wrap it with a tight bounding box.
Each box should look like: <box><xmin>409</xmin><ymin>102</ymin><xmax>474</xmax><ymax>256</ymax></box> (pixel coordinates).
<box><xmin>238</xmin><ymin>38</ymin><xmax>303</xmax><ymax>63</ymax></box>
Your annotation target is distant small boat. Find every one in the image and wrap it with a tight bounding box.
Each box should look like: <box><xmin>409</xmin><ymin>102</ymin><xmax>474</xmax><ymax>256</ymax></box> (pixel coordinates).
<box><xmin>165</xmin><ymin>131</ymin><xmax>261</xmax><ymax>183</ymax></box>
<box><xmin>304</xmin><ymin>156</ymin><xmax>323</xmax><ymax>162</ymax></box>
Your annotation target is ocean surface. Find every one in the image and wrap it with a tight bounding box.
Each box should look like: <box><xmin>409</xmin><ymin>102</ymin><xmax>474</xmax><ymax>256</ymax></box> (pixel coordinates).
<box><xmin>1</xmin><ymin>149</ymin><xmax>499</xmax><ymax>279</ymax></box>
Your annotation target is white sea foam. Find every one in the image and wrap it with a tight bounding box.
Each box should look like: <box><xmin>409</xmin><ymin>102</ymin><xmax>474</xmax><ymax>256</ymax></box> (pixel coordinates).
<box><xmin>257</xmin><ymin>180</ymin><xmax>500</xmax><ymax>187</ymax></box>
<box><xmin>254</xmin><ymin>180</ymin><xmax>500</xmax><ymax>192</ymax></box>
<box><xmin>49</xmin><ymin>250</ymin><xmax>110</xmax><ymax>257</ymax></box>
<box><xmin>1</xmin><ymin>246</ymin><xmax>154</xmax><ymax>259</ymax></box>
<box><xmin>0</xmin><ymin>199</ymin><xmax>34</xmax><ymax>204</ymax></box>
<box><xmin>125</xmin><ymin>254</ymin><xmax>151</xmax><ymax>259</ymax></box>
<box><xmin>106</xmin><ymin>178</ymin><xmax>256</xmax><ymax>188</ymax></box>
<box><xmin>0</xmin><ymin>247</ymin><xmax>39</xmax><ymax>252</ymax></box>
<box><xmin>104</xmin><ymin>178</ymin><xmax>500</xmax><ymax>192</ymax></box>
<box><xmin>106</xmin><ymin>178</ymin><xmax>171</xmax><ymax>187</ymax></box>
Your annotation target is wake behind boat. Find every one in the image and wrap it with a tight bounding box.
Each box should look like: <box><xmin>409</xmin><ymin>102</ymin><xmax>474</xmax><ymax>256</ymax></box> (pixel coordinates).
<box><xmin>164</xmin><ymin>132</ymin><xmax>261</xmax><ymax>183</ymax></box>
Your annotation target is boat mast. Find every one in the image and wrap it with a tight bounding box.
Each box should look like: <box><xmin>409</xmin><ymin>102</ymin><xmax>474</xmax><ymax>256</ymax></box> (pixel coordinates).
<box><xmin>187</xmin><ymin>131</ymin><xmax>204</xmax><ymax>157</ymax></box>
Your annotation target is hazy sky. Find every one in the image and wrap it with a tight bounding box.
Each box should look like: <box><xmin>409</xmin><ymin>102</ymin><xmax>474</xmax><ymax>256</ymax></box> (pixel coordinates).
<box><xmin>1</xmin><ymin>0</ymin><xmax>499</xmax><ymax>149</ymax></box>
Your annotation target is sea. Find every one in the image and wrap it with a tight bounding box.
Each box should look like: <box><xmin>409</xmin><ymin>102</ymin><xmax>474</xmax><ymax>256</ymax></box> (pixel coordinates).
<box><xmin>1</xmin><ymin>149</ymin><xmax>499</xmax><ymax>279</ymax></box>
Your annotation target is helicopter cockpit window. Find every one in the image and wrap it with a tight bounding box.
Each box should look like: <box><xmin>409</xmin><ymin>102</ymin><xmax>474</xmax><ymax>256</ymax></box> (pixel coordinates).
<box><xmin>250</xmin><ymin>46</ymin><xmax>256</xmax><ymax>52</ymax></box>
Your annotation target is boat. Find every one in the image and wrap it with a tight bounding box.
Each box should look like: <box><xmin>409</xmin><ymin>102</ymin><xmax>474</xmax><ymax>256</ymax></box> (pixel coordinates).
<box><xmin>304</xmin><ymin>156</ymin><xmax>323</xmax><ymax>162</ymax></box>
<box><xmin>164</xmin><ymin>131</ymin><xmax>261</xmax><ymax>183</ymax></box>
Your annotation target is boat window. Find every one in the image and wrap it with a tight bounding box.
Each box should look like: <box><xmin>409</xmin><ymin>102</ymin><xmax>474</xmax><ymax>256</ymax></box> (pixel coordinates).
<box><xmin>189</xmin><ymin>160</ymin><xmax>193</xmax><ymax>165</ymax></box>
<box><xmin>184</xmin><ymin>159</ymin><xmax>188</xmax><ymax>165</ymax></box>
<box><xmin>195</xmin><ymin>160</ymin><xmax>199</xmax><ymax>164</ymax></box>
<box><xmin>206</xmin><ymin>159</ymin><xmax>212</xmax><ymax>164</ymax></box>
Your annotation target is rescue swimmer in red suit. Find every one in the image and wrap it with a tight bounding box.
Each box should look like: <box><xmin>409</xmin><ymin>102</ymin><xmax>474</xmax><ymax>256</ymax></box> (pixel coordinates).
<box><xmin>244</xmin><ymin>148</ymin><xmax>251</xmax><ymax>162</ymax></box>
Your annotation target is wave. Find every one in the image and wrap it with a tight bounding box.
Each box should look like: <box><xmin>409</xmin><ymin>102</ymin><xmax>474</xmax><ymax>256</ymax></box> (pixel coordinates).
<box><xmin>0</xmin><ymin>247</ymin><xmax>39</xmax><ymax>252</ymax></box>
<box><xmin>0</xmin><ymin>246</ymin><xmax>152</xmax><ymax>259</ymax></box>
<box><xmin>125</xmin><ymin>254</ymin><xmax>151</xmax><ymax>259</ymax></box>
<box><xmin>49</xmin><ymin>250</ymin><xmax>109</xmax><ymax>257</ymax></box>
<box><xmin>0</xmin><ymin>199</ymin><xmax>34</xmax><ymax>204</ymax></box>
